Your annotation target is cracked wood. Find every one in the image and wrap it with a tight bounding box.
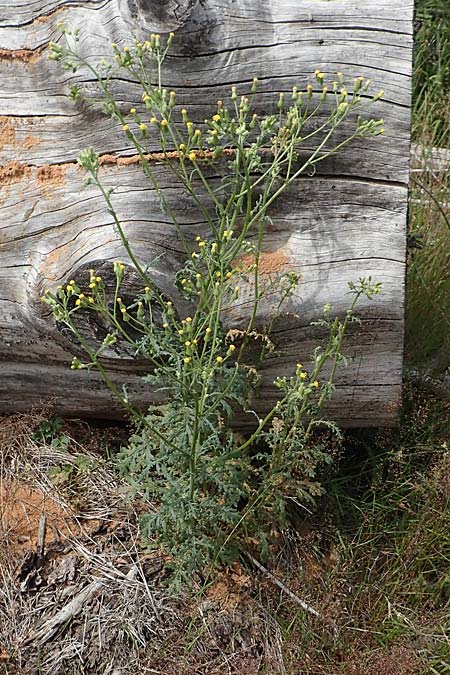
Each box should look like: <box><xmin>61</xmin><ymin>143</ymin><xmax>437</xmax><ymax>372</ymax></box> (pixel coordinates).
<box><xmin>0</xmin><ymin>0</ymin><xmax>413</xmax><ymax>425</ymax></box>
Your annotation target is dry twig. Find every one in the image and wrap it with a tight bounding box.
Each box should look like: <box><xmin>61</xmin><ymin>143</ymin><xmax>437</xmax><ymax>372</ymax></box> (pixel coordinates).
<box><xmin>244</xmin><ymin>553</ymin><xmax>320</xmax><ymax>618</ymax></box>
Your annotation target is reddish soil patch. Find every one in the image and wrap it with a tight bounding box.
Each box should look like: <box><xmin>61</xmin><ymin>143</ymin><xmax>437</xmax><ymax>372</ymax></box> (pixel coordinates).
<box><xmin>0</xmin><ymin>117</ymin><xmax>41</xmax><ymax>152</ymax></box>
<box><xmin>0</xmin><ymin>481</ymin><xmax>82</xmax><ymax>555</ymax></box>
<box><xmin>235</xmin><ymin>249</ymin><xmax>292</xmax><ymax>275</ymax></box>
<box><xmin>33</xmin><ymin>7</ymin><xmax>68</xmax><ymax>24</ymax></box>
<box><xmin>21</xmin><ymin>134</ymin><xmax>41</xmax><ymax>150</ymax></box>
<box><xmin>0</xmin><ymin>161</ymin><xmax>31</xmax><ymax>187</ymax></box>
<box><xmin>36</xmin><ymin>164</ymin><xmax>66</xmax><ymax>198</ymax></box>
<box><xmin>206</xmin><ymin>563</ymin><xmax>251</xmax><ymax>610</ymax></box>
<box><xmin>0</xmin><ymin>117</ymin><xmax>15</xmax><ymax>151</ymax></box>
<box><xmin>98</xmin><ymin>147</ymin><xmax>235</xmax><ymax>169</ymax></box>
<box><xmin>0</xmin><ymin>48</ymin><xmax>41</xmax><ymax>65</ymax></box>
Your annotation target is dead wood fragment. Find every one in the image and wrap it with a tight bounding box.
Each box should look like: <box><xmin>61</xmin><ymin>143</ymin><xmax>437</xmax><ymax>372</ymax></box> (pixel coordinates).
<box><xmin>245</xmin><ymin>553</ymin><xmax>321</xmax><ymax>618</ymax></box>
<box><xmin>36</xmin><ymin>512</ymin><xmax>46</xmax><ymax>562</ymax></box>
<box><xmin>23</xmin><ymin>578</ymin><xmax>103</xmax><ymax>646</ymax></box>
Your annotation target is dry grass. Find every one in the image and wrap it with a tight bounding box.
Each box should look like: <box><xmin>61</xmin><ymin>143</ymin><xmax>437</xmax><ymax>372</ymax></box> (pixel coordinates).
<box><xmin>0</xmin><ymin>388</ymin><xmax>449</xmax><ymax>675</ymax></box>
<box><xmin>0</xmin><ymin>412</ymin><xmax>287</xmax><ymax>675</ymax></box>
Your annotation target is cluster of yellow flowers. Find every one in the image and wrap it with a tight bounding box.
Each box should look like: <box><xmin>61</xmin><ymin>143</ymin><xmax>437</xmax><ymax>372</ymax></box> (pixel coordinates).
<box><xmin>296</xmin><ymin>362</ymin><xmax>319</xmax><ymax>388</ymax></box>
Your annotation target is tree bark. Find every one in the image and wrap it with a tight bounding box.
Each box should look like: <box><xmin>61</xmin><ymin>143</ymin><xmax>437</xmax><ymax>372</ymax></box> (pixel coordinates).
<box><xmin>0</xmin><ymin>0</ymin><xmax>413</xmax><ymax>426</ymax></box>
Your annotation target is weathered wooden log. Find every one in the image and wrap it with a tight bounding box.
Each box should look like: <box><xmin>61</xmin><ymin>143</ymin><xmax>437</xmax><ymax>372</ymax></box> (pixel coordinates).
<box><xmin>411</xmin><ymin>143</ymin><xmax>450</xmax><ymax>173</ymax></box>
<box><xmin>0</xmin><ymin>0</ymin><xmax>413</xmax><ymax>426</ymax></box>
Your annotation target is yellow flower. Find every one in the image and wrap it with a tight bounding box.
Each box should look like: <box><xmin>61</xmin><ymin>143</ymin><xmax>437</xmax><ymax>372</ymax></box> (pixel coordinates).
<box><xmin>96</xmin><ymin>276</ymin><xmax>102</xmax><ymax>283</ymax></box>
<box><xmin>296</xmin><ymin>362</ymin><xmax>303</xmax><ymax>369</ymax></box>
<box><xmin>183</xmin><ymin>357</ymin><xmax>191</xmax><ymax>364</ymax></box>
<box><xmin>185</xmin><ymin>341</ymin><xmax>191</xmax><ymax>347</ymax></box>
<box><xmin>188</xmin><ymin>152</ymin><xmax>196</xmax><ymax>161</ymax></box>
<box><xmin>205</xmin><ymin>327</ymin><xmax>212</xmax><ymax>334</ymax></box>
<box><xmin>150</xmin><ymin>117</ymin><xmax>157</xmax><ymax>124</ymax></box>
<box><xmin>179</xmin><ymin>143</ymin><xmax>186</xmax><ymax>151</ymax></box>
<box><xmin>185</xmin><ymin>317</ymin><xmax>192</xmax><ymax>323</ymax></box>
<box><xmin>163</xmin><ymin>323</ymin><xmax>169</xmax><ymax>329</ymax></box>
<box><xmin>161</xmin><ymin>119</ymin><xmax>168</xmax><ymax>127</ymax></box>
<box><xmin>130</xmin><ymin>107</ymin><xmax>136</xmax><ymax>114</ymax></box>
<box><xmin>216</xmin><ymin>356</ymin><xmax>223</xmax><ymax>364</ymax></box>
<box><xmin>122</xmin><ymin>124</ymin><xmax>130</xmax><ymax>132</ymax></box>
<box><xmin>300</xmin><ymin>372</ymin><xmax>307</xmax><ymax>380</ymax></box>
<box><xmin>313</xmin><ymin>380</ymin><xmax>319</xmax><ymax>388</ymax></box>
<box><xmin>139</xmin><ymin>123</ymin><xmax>147</xmax><ymax>132</ymax></box>
<box><xmin>212</xmin><ymin>114</ymin><xmax>220</xmax><ymax>122</ymax></box>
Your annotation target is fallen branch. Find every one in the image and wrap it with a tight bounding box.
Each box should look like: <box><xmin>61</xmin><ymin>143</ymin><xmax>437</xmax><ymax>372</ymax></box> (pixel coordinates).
<box><xmin>23</xmin><ymin>578</ymin><xmax>103</xmax><ymax>646</ymax></box>
<box><xmin>36</xmin><ymin>512</ymin><xmax>46</xmax><ymax>562</ymax></box>
<box><xmin>244</xmin><ymin>553</ymin><xmax>320</xmax><ymax>618</ymax></box>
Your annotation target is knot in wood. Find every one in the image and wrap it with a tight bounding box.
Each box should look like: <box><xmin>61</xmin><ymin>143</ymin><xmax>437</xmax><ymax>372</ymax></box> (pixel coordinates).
<box><xmin>128</xmin><ymin>0</ymin><xmax>196</xmax><ymax>32</ymax></box>
<box><xmin>55</xmin><ymin>261</ymin><xmax>175</xmax><ymax>364</ymax></box>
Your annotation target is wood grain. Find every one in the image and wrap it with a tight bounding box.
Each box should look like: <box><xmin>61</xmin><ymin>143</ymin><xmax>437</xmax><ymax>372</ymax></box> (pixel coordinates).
<box><xmin>0</xmin><ymin>0</ymin><xmax>413</xmax><ymax>425</ymax></box>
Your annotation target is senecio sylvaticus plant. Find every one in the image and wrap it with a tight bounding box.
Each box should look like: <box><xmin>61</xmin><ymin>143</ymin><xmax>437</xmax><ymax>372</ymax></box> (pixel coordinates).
<box><xmin>44</xmin><ymin>28</ymin><xmax>383</xmax><ymax>587</ymax></box>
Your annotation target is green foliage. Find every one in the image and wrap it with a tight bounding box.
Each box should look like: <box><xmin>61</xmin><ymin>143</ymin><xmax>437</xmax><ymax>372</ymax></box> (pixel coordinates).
<box><xmin>43</xmin><ymin>29</ymin><xmax>383</xmax><ymax>585</ymax></box>
<box><xmin>406</xmin><ymin>0</ymin><xmax>450</xmax><ymax>369</ymax></box>
<box><xmin>414</xmin><ymin>0</ymin><xmax>450</xmax><ymax>146</ymax></box>
<box><xmin>33</xmin><ymin>416</ymin><xmax>71</xmax><ymax>451</ymax></box>
<box><xmin>323</xmin><ymin>386</ymin><xmax>450</xmax><ymax>670</ymax></box>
